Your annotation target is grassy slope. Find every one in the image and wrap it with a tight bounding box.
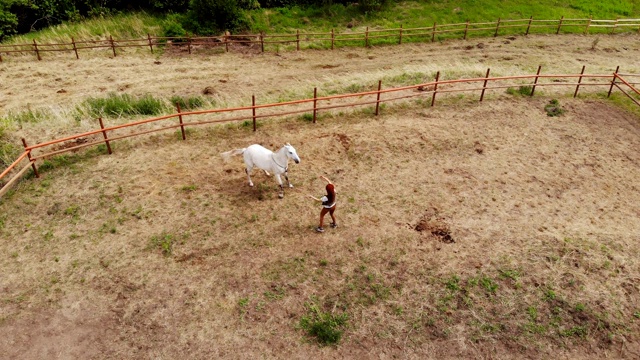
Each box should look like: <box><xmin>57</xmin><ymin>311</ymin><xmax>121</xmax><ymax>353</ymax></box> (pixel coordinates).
<box><xmin>2</xmin><ymin>0</ymin><xmax>639</xmax><ymax>44</ymax></box>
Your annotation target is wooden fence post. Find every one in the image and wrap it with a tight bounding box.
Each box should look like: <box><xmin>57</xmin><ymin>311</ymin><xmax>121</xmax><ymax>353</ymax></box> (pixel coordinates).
<box><xmin>531</xmin><ymin>66</ymin><xmax>542</xmax><ymax>97</ymax></box>
<box><xmin>375</xmin><ymin>80</ymin><xmax>382</xmax><ymax>115</ymax></box>
<box><xmin>109</xmin><ymin>36</ymin><xmax>116</xmax><ymax>57</ymax></box>
<box><xmin>611</xmin><ymin>17</ymin><xmax>619</xmax><ymax>34</ymax></box>
<box><xmin>260</xmin><ymin>33</ymin><xmax>264</xmax><ymax>52</ymax></box>
<box><xmin>431</xmin><ymin>22</ymin><xmax>437</xmax><ymax>42</ymax></box>
<box><xmin>175</xmin><ymin>104</ymin><xmax>186</xmax><ymax>140</ymax></box>
<box><xmin>109</xmin><ymin>36</ymin><xmax>117</xmax><ymax>57</ymax></box>
<box><xmin>494</xmin><ymin>17</ymin><xmax>501</xmax><ymax>37</ymax></box>
<box><xmin>252</xmin><ymin>95</ymin><xmax>257</xmax><ymax>132</ymax></box>
<box><xmin>331</xmin><ymin>29</ymin><xmax>335</xmax><ymax>50</ymax></box>
<box><xmin>187</xmin><ymin>34</ymin><xmax>192</xmax><ymax>54</ymax></box>
<box><xmin>21</xmin><ymin>138</ymin><xmax>39</xmax><ymax>178</ymax></box>
<box><xmin>33</xmin><ymin>40</ymin><xmax>41</xmax><ymax>61</ymax></box>
<box><xmin>71</xmin><ymin>37</ymin><xmax>79</xmax><ymax>59</ymax></box>
<box><xmin>148</xmin><ymin>34</ymin><xmax>154</xmax><ymax>53</ymax></box>
<box><xmin>431</xmin><ymin>71</ymin><xmax>440</xmax><ymax>107</ymax></box>
<box><xmin>464</xmin><ymin>20</ymin><xmax>469</xmax><ymax>40</ymax></box>
<box><xmin>574</xmin><ymin>65</ymin><xmax>586</xmax><ymax>98</ymax></box>
<box><xmin>313</xmin><ymin>87</ymin><xmax>318</xmax><ymax>124</ymax></box>
<box><xmin>0</xmin><ymin>53</ymin><xmax>3</xmax><ymax>62</ymax></box>
<box><xmin>526</xmin><ymin>16</ymin><xmax>533</xmax><ymax>35</ymax></box>
<box><xmin>480</xmin><ymin>68</ymin><xmax>491</xmax><ymax>101</ymax></box>
<box><xmin>556</xmin><ymin>16</ymin><xmax>564</xmax><ymax>34</ymax></box>
<box><xmin>225</xmin><ymin>33</ymin><xmax>229</xmax><ymax>52</ymax></box>
<box><xmin>608</xmin><ymin>66</ymin><xmax>620</xmax><ymax>98</ymax></box>
<box><xmin>296</xmin><ymin>30</ymin><xmax>300</xmax><ymax>51</ymax></box>
<box><xmin>585</xmin><ymin>17</ymin><xmax>592</xmax><ymax>34</ymax></box>
<box><xmin>98</xmin><ymin>118</ymin><xmax>113</xmax><ymax>154</ymax></box>
<box><xmin>399</xmin><ymin>25</ymin><xmax>403</xmax><ymax>44</ymax></box>
<box><xmin>365</xmin><ymin>27</ymin><xmax>369</xmax><ymax>47</ymax></box>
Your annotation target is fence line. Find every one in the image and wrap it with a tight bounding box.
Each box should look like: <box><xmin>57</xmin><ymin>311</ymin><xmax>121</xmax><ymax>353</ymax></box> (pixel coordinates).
<box><xmin>1</xmin><ymin>16</ymin><xmax>639</xmax><ymax>61</ymax></box>
<box><xmin>2</xmin><ymin>68</ymin><xmax>638</xmax><ymax>197</ymax></box>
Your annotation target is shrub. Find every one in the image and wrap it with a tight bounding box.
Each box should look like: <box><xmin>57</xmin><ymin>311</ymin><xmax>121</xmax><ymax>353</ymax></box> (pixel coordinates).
<box><xmin>0</xmin><ymin>6</ymin><xmax>18</xmax><ymax>41</ymax></box>
<box><xmin>185</xmin><ymin>0</ymin><xmax>250</xmax><ymax>34</ymax></box>
<box><xmin>162</xmin><ymin>13</ymin><xmax>187</xmax><ymax>40</ymax></box>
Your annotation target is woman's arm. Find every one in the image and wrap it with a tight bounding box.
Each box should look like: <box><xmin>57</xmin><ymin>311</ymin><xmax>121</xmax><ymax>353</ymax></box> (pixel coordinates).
<box><xmin>320</xmin><ymin>175</ymin><xmax>332</xmax><ymax>184</ymax></box>
<box><xmin>308</xmin><ymin>195</ymin><xmax>322</xmax><ymax>202</ymax></box>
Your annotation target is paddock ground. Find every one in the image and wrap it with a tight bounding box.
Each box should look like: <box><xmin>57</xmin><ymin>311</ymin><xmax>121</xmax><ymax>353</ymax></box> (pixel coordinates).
<box><xmin>1</xmin><ymin>95</ymin><xmax>639</xmax><ymax>358</ymax></box>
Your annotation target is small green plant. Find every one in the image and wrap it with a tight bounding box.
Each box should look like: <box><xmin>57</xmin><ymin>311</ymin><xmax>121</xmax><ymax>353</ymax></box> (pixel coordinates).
<box><xmin>299</xmin><ymin>303</ymin><xmax>348</xmax><ymax>346</ymax></box>
<box><xmin>544</xmin><ymin>99</ymin><xmax>565</xmax><ymax>117</ymax></box>
<box><xmin>544</xmin><ymin>289</ymin><xmax>557</xmax><ymax>301</ymax></box>
<box><xmin>479</xmin><ymin>275</ymin><xmax>498</xmax><ymax>294</ymax></box>
<box><xmin>575</xmin><ymin>303</ymin><xmax>586</xmax><ymax>312</ymax></box>
<box><xmin>180</xmin><ymin>185</ymin><xmax>197</xmax><ymax>192</ymax></box>
<box><xmin>149</xmin><ymin>232</ymin><xmax>174</xmax><ymax>256</ymax></box>
<box><xmin>300</xmin><ymin>113</ymin><xmax>314</xmax><ymax>122</ymax></box>
<box><xmin>445</xmin><ymin>275</ymin><xmax>461</xmax><ymax>292</ymax></box>
<box><xmin>559</xmin><ymin>326</ymin><xmax>588</xmax><ymax>338</ymax></box>
<box><xmin>506</xmin><ymin>85</ymin><xmax>533</xmax><ymax>96</ymax></box>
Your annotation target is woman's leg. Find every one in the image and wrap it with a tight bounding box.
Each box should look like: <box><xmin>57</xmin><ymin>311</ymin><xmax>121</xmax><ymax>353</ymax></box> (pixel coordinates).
<box><xmin>329</xmin><ymin>206</ymin><xmax>337</xmax><ymax>226</ymax></box>
<box><xmin>319</xmin><ymin>207</ymin><xmax>330</xmax><ymax>228</ymax></box>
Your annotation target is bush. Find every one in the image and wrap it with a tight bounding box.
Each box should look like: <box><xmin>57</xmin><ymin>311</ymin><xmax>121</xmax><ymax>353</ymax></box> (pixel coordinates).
<box><xmin>161</xmin><ymin>13</ymin><xmax>187</xmax><ymax>39</ymax></box>
<box><xmin>185</xmin><ymin>0</ymin><xmax>249</xmax><ymax>34</ymax></box>
<box><xmin>0</xmin><ymin>6</ymin><xmax>18</xmax><ymax>41</ymax></box>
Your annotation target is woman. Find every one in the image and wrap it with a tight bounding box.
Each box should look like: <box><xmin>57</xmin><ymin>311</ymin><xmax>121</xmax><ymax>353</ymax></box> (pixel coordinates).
<box><xmin>308</xmin><ymin>175</ymin><xmax>337</xmax><ymax>233</ymax></box>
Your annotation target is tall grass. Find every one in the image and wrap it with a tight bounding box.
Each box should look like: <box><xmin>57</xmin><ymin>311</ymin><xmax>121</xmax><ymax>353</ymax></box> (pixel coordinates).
<box><xmin>3</xmin><ymin>12</ymin><xmax>164</xmax><ymax>45</ymax></box>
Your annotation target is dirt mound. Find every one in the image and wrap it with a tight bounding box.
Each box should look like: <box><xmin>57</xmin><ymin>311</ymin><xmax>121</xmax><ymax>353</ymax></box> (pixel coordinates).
<box><xmin>414</xmin><ymin>208</ymin><xmax>454</xmax><ymax>243</ymax></box>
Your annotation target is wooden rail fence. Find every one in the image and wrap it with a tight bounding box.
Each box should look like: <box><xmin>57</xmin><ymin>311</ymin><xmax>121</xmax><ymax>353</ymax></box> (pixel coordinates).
<box><xmin>2</xmin><ymin>68</ymin><xmax>638</xmax><ymax>198</ymax></box>
<box><xmin>1</xmin><ymin>16</ymin><xmax>639</xmax><ymax>61</ymax></box>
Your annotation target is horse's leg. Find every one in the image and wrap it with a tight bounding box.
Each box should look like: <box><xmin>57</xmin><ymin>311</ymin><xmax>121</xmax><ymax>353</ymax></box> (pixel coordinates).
<box><xmin>284</xmin><ymin>171</ymin><xmax>294</xmax><ymax>188</ymax></box>
<box><xmin>274</xmin><ymin>174</ymin><xmax>285</xmax><ymax>198</ymax></box>
<box><xmin>245</xmin><ymin>165</ymin><xmax>254</xmax><ymax>187</ymax></box>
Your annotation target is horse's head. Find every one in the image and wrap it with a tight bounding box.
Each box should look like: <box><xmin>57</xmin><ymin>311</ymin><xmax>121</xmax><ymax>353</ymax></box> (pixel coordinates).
<box><xmin>283</xmin><ymin>143</ymin><xmax>300</xmax><ymax>164</ymax></box>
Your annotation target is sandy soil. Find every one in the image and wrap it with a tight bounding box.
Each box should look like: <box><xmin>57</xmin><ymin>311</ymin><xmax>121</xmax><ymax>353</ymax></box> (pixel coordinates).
<box><xmin>1</xmin><ymin>33</ymin><xmax>640</xmax><ymax>359</ymax></box>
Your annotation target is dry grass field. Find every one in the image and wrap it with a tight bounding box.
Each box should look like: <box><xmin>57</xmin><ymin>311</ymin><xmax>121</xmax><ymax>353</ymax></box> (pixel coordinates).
<box><xmin>1</xmin><ymin>33</ymin><xmax>640</xmax><ymax>359</ymax></box>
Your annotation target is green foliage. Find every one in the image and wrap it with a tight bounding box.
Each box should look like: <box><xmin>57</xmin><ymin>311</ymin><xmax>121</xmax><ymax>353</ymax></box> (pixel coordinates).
<box><xmin>544</xmin><ymin>99</ymin><xmax>565</xmax><ymax>117</ymax></box>
<box><xmin>0</xmin><ymin>5</ymin><xmax>18</xmax><ymax>41</ymax></box>
<box><xmin>0</xmin><ymin>125</ymin><xmax>20</xmax><ymax>170</ymax></box>
<box><xmin>299</xmin><ymin>303</ymin><xmax>348</xmax><ymax>346</ymax></box>
<box><xmin>185</xmin><ymin>0</ymin><xmax>250</xmax><ymax>34</ymax></box>
<box><xmin>83</xmin><ymin>93</ymin><xmax>168</xmax><ymax>118</ymax></box>
<box><xmin>171</xmin><ymin>95</ymin><xmax>206</xmax><ymax>110</ymax></box>
<box><xmin>161</xmin><ymin>13</ymin><xmax>187</xmax><ymax>39</ymax></box>
<box><xmin>506</xmin><ymin>85</ymin><xmax>533</xmax><ymax>96</ymax></box>
<box><xmin>149</xmin><ymin>232</ymin><xmax>174</xmax><ymax>256</ymax></box>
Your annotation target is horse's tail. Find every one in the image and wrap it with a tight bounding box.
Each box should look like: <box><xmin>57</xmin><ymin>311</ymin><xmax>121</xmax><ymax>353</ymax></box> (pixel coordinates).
<box><xmin>220</xmin><ymin>148</ymin><xmax>246</xmax><ymax>162</ymax></box>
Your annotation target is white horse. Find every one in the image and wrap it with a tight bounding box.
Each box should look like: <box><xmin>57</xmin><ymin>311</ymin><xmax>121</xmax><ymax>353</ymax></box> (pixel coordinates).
<box><xmin>221</xmin><ymin>143</ymin><xmax>301</xmax><ymax>198</ymax></box>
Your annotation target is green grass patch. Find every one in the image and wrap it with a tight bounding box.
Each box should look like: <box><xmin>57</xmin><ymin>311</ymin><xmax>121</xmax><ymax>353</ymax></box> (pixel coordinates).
<box><xmin>82</xmin><ymin>93</ymin><xmax>168</xmax><ymax>118</ymax></box>
<box><xmin>149</xmin><ymin>232</ymin><xmax>174</xmax><ymax>257</ymax></box>
<box><xmin>544</xmin><ymin>99</ymin><xmax>565</xmax><ymax>117</ymax></box>
<box><xmin>170</xmin><ymin>95</ymin><xmax>207</xmax><ymax>111</ymax></box>
<box><xmin>506</xmin><ymin>85</ymin><xmax>533</xmax><ymax>96</ymax></box>
<box><xmin>299</xmin><ymin>302</ymin><xmax>349</xmax><ymax>346</ymax></box>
